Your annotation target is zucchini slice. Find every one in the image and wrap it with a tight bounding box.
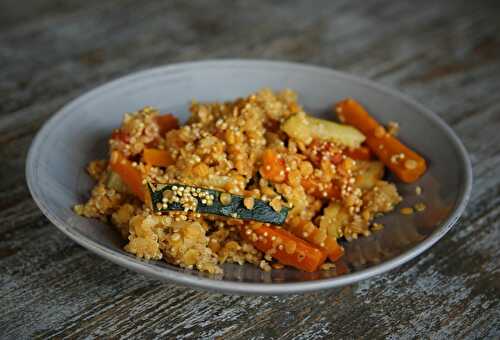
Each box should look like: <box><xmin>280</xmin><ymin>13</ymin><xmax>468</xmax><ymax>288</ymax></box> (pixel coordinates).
<box><xmin>353</xmin><ymin>161</ymin><xmax>385</xmax><ymax>190</ymax></box>
<box><xmin>148</xmin><ymin>183</ymin><xmax>289</xmax><ymax>225</ymax></box>
<box><xmin>281</xmin><ymin>113</ymin><xmax>365</xmax><ymax>148</ymax></box>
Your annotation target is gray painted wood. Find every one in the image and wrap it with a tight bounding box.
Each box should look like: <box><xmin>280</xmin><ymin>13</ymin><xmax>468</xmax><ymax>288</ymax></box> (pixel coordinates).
<box><xmin>0</xmin><ymin>0</ymin><xmax>499</xmax><ymax>338</ymax></box>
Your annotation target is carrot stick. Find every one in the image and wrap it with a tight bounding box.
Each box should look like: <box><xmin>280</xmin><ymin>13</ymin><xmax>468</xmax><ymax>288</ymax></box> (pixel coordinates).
<box><xmin>344</xmin><ymin>146</ymin><xmax>372</xmax><ymax>161</ymax></box>
<box><xmin>287</xmin><ymin>218</ymin><xmax>344</xmax><ymax>262</ymax></box>
<box><xmin>242</xmin><ymin>224</ymin><xmax>327</xmax><ymax>272</ymax></box>
<box><xmin>259</xmin><ymin>149</ymin><xmax>286</xmax><ymax>183</ymax></box>
<box><xmin>143</xmin><ymin>148</ymin><xmax>175</xmax><ymax>167</ymax></box>
<box><xmin>301</xmin><ymin>178</ymin><xmax>340</xmax><ymax>199</ymax></box>
<box><xmin>335</xmin><ymin>99</ymin><xmax>427</xmax><ymax>183</ymax></box>
<box><xmin>155</xmin><ymin>114</ymin><xmax>179</xmax><ymax>135</ymax></box>
<box><xmin>110</xmin><ymin>151</ymin><xmax>145</xmax><ymax>201</ymax></box>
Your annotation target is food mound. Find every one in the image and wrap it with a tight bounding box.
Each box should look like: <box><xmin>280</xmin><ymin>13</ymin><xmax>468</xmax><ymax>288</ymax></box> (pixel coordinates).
<box><xmin>75</xmin><ymin>89</ymin><xmax>426</xmax><ymax>274</ymax></box>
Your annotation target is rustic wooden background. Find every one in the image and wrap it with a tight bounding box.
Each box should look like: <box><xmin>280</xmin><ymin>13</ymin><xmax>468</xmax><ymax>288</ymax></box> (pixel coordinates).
<box><xmin>1</xmin><ymin>0</ymin><xmax>499</xmax><ymax>338</ymax></box>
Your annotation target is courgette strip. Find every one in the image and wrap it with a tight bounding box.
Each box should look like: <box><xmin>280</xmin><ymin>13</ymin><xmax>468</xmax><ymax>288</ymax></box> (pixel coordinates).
<box><xmin>281</xmin><ymin>113</ymin><xmax>365</xmax><ymax>148</ymax></box>
<box><xmin>148</xmin><ymin>183</ymin><xmax>289</xmax><ymax>225</ymax></box>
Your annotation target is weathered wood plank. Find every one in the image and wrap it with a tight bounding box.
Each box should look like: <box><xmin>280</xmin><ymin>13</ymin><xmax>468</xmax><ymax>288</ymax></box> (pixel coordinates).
<box><xmin>0</xmin><ymin>0</ymin><xmax>499</xmax><ymax>338</ymax></box>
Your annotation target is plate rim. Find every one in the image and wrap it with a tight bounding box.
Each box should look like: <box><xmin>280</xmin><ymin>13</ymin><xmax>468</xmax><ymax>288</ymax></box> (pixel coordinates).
<box><xmin>26</xmin><ymin>59</ymin><xmax>473</xmax><ymax>295</ymax></box>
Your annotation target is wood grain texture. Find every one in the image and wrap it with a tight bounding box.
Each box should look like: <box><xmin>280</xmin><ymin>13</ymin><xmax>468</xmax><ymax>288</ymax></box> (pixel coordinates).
<box><xmin>1</xmin><ymin>0</ymin><xmax>499</xmax><ymax>338</ymax></box>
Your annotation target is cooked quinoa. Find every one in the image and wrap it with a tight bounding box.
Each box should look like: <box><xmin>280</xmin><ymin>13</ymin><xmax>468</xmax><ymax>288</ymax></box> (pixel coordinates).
<box><xmin>75</xmin><ymin>89</ymin><xmax>403</xmax><ymax>274</ymax></box>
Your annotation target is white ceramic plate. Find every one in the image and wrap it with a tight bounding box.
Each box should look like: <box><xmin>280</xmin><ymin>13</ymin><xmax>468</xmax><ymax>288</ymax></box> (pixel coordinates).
<box><xmin>26</xmin><ymin>60</ymin><xmax>472</xmax><ymax>295</ymax></box>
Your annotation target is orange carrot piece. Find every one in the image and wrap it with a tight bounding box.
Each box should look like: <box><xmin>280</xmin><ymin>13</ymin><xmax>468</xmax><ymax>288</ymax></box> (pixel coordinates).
<box><xmin>287</xmin><ymin>218</ymin><xmax>344</xmax><ymax>262</ymax></box>
<box><xmin>259</xmin><ymin>148</ymin><xmax>286</xmax><ymax>183</ymax></box>
<box><xmin>143</xmin><ymin>148</ymin><xmax>175</xmax><ymax>167</ymax></box>
<box><xmin>301</xmin><ymin>178</ymin><xmax>340</xmax><ymax>199</ymax></box>
<box><xmin>110</xmin><ymin>151</ymin><xmax>145</xmax><ymax>201</ymax></box>
<box><xmin>243</xmin><ymin>225</ymin><xmax>327</xmax><ymax>272</ymax></box>
<box><xmin>155</xmin><ymin>114</ymin><xmax>179</xmax><ymax>135</ymax></box>
<box><xmin>324</xmin><ymin>238</ymin><xmax>344</xmax><ymax>262</ymax></box>
<box><xmin>335</xmin><ymin>99</ymin><xmax>427</xmax><ymax>183</ymax></box>
<box><xmin>344</xmin><ymin>146</ymin><xmax>372</xmax><ymax>161</ymax></box>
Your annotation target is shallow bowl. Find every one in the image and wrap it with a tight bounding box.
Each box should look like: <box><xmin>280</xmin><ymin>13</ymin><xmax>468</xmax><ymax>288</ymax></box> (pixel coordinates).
<box><xmin>26</xmin><ymin>60</ymin><xmax>472</xmax><ymax>294</ymax></box>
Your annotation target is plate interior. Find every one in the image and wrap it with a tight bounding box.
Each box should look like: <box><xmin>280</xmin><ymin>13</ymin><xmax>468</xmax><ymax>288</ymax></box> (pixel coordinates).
<box><xmin>26</xmin><ymin>61</ymin><xmax>471</xmax><ymax>292</ymax></box>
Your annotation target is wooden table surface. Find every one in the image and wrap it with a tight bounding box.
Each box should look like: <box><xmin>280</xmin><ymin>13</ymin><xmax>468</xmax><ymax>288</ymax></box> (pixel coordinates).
<box><xmin>1</xmin><ymin>1</ymin><xmax>499</xmax><ymax>338</ymax></box>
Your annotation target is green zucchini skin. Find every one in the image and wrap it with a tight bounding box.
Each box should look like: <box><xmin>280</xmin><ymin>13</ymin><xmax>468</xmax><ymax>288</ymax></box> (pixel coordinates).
<box><xmin>148</xmin><ymin>183</ymin><xmax>289</xmax><ymax>225</ymax></box>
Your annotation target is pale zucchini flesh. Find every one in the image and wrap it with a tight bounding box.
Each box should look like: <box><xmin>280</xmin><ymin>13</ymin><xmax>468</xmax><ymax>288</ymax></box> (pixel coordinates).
<box><xmin>106</xmin><ymin>171</ymin><xmax>130</xmax><ymax>193</ymax></box>
<box><xmin>353</xmin><ymin>161</ymin><xmax>385</xmax><ymax>190</ymax></box>
<box><xmin>320</xmin><ymin>202</ymin><xmax>350</xmax><ymax>239</ymax></box>
<box><xmin>281</xmin><ymin>113</ymin><xmax>365</xmax><ymax>148</ymax></box>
